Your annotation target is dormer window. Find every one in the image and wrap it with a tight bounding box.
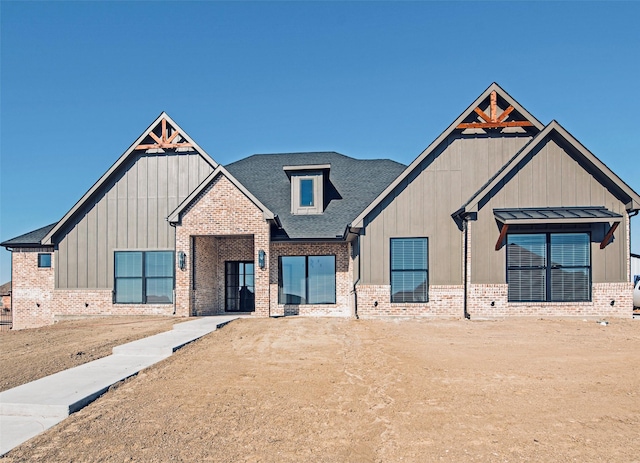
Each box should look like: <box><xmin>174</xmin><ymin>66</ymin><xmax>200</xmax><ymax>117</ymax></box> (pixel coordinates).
<box><xmin>284</xmin><ymin>164</ymin><xmax>330</xmax><ymax>215</ymax></box>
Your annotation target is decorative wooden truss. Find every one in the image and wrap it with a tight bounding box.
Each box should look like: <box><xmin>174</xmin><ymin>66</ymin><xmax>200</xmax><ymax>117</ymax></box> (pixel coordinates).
<box><xmin>457</xmin><ymin>91</ymin><xmax>534</xmax><ymax>130</ymax></box>
<box><xmin>135</xmin><ymin>118</ymin><xmax>193</xmax><ymax>151</ymax></box>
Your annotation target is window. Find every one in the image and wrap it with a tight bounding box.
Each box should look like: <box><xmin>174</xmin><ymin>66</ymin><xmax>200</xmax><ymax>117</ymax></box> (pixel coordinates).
<box><xmin>391</xmin><ymin>238</ymin><xmax>428</xmax><ymax>303</ymax></box>
<box><xmin>507</xmin><ymin>232</ymin><xmax>590</xmax><ymax>302</ymax></box>
<box><xmin>38</xmin><ymin>253</ymin><xmax>51</xmax><ymax>268</ymax></box>
<box><xmin>300</xmin><ymin>179</ymin><xmax>314</xmax><ymax>207</ymax></box>
<box><xmin>278</xmin><ymin>255</ymin><xmax>336</xmax><ymax>304</ymax></box>
<box><xmin>288</xmin><ymin>171</ymin><xmax>323</xmax><ymax>214</ymax></box>
<box><xmin>114</xmin><ymin>251</ymin><xmax>174</xmax><ymax>304</ymax></box>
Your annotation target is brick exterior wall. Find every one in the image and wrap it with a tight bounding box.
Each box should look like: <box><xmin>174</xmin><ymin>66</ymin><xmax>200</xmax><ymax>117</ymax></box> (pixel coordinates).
<box><xmin>8</xmin><ymin>176</ymin><xmax>636</xmax><ymax>329</ymax></box>
<box><xmin>464</xmin><ymin>216</ymin><xmax>634</xmax><ymax>318</ymax></box>
<box><xmin>175</xmin><ymin>174</ymin><xmax>271</xmax><ymax>317</ymax></box>
<box><xmin>468</xmin><ymin>282</ymin><xmax>633</xmax><ymax>318</ymax></box>
<box><xmin>269</xmin><ymin>242</ymin><xmax>353</xmax><ymax>317</ymax></box>
<box><xmin>355</xmin><ymin>285</ymin><xmax>464</xmax><ymax>318</ymax></box>
<box><xmin>10</xmin><ymin>248</ymin><xmax>179</xmax><ymax>330</ymax></box>
<box><xmin>11</xmin><ymin>248</ymin><xmax>55</xmax><ymax>329</ymax></box>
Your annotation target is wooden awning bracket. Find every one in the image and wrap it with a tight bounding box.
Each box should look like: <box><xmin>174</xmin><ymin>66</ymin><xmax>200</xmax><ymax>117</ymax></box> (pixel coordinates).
<box><xmin>457</xmin><ymin>91</ymin><xmax>533</xmax><ymax>129</ymax></box>
<box><xmin>495</xmin><ymin>223</ymin><xmax>509</xmax><ymax>250</ymax></box>
<box><xmin>135</xmin><ymin>118</ymin><xmax>194</xmax><ymax>151</ymax></box>
<box><xmin>600</xmin><ymin>221</ymin><xmax>620</xmax><ymax>249</ymax></box>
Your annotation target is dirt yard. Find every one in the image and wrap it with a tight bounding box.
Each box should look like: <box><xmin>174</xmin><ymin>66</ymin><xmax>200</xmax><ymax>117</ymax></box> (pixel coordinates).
<box><xmin>2</xmin><ymin>316</ymin><xmax>640</xmax><ymax>462</ymax></box>
<box><xmin>0</xmin><ymin>316</ymin><xmax>182</xmax><ymax>392</ymax></box>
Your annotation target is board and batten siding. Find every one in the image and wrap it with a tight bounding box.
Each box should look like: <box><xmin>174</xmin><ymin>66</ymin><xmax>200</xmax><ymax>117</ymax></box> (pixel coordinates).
<box><xmin>55</xmin><ymin>151</ymin><xmax>214</xmax><ymax>289</ymax></box>
<box><xmin>471</xmin><ymin>135</ymin><xmax>628</xmax><ymax>284</ymax></box>
<box><xmin>359</xmin><ymin>132</ymin><xmax>533</xmax><ymax>286</ymax></box>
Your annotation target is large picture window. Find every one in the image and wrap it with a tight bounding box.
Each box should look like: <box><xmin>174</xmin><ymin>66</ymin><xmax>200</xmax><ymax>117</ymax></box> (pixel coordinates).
<box><xmin>114</xmin><ymin>251</ymin><xmax>174</xmax><ymax>304</ymax></box>
<box><xmin>278</xmin><ymin>255</ymin><xmax>336</xmax><ymax>304</ymax></box>
<box><xmin>391</xmin><ymin>238</ymin><xmax>428</xmax><ymax>303</ymax></box>
<box><xmin>507</xmin><ymin>232</ymin><xmax>591</xmax><ymax>302</ymax></box>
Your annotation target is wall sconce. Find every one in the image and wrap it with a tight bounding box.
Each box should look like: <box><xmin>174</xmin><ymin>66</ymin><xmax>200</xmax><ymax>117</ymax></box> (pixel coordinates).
<box><xmin>258</xmin><ymin>250</ymin><xmax>266</xmax><ymax>269</ymax></box>
<box><xmin>178</xmin><ymin>251</ymin><xmax>186</xmax><ymax>270</ymax></box>
<box><xmin>610</xmin><ymin>300</ymin><xmax>615</xmax><ymax>306</ymax></box>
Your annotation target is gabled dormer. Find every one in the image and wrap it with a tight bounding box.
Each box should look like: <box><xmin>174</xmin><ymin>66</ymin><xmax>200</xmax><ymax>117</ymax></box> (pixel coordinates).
<box><xmin>283</xmin><ymin>164</ymin><xmax>330</xmax><ymax>215</ymax></box>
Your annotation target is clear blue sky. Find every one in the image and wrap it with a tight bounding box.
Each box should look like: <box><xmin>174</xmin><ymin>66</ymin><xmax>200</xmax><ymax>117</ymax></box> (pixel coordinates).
<box><xmin>1</xmin><ymin>1</ymin><xmax>639</xmax><ymax>283</ymax></box>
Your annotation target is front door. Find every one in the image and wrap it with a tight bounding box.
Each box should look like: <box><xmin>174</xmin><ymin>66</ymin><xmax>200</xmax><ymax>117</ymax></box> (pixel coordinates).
<box><xmin>225</xmin><ymin>261</ymin><xmax>255</xmax><ymax>312</ymax></box>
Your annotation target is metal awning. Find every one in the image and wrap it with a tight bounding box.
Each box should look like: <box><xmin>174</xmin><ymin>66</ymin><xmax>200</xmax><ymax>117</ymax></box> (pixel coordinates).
<box><xmin>493</xmin><ymin>207</ymin><xmax>623</xmax><ymax>251</ymax></box>
<box><xmin>493</xmin><ymin>206</ymin><xmax>622</xmax><ymax>225</ymax></box>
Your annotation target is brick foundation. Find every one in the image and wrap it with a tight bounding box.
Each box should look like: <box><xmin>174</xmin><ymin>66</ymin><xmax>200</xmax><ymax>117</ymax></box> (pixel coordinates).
<box><xmin>355</xmin><ymin>285</ymin><xmax>464</xmax><ymax>318</ymax></box>
<box><xmin>468</xmin><ymin>283</ymin><xmax>634</xmax><ymax>318</ymax></box>
<box><xmin>11</xmin><ymin>248</ymin><xmax>55</xmax><ymax>329</ymax></box>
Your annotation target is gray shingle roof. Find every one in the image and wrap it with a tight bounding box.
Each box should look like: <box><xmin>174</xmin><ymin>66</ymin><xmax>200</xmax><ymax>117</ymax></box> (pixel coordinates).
<box><xmin>1</xmin><ymin>223</ymin><xmax>57</xmax><ymax>247</ymax></box>
<box><xmin>225</xmin><ymin>152</ymin><xmax>406</xmax><ymax>239</ymax></box>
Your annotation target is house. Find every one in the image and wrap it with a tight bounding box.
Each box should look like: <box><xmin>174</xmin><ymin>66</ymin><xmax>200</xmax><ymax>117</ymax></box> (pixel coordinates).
<box><xmin>3</xmin><ymin>83</ymin><xmax>639</xmax><ymax>329</ymax></box>
<box><xmin>0</xmin><ymin>281</ymin><xmax>11</xmax><ymax>311</ymax></box>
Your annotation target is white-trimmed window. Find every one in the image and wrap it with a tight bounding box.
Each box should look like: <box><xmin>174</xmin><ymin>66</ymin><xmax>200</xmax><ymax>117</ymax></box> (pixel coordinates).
<box><xmin>290</xmin><ymin>173</ymin><xmax>323</xmax><ymax>214</ymax></box>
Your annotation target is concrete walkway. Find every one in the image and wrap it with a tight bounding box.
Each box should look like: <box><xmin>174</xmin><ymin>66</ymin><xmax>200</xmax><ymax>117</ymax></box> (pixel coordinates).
<box><xmin>0</xmin><ymin>315</ymin><xmax>242</xmax><ymax>456</ymax></box>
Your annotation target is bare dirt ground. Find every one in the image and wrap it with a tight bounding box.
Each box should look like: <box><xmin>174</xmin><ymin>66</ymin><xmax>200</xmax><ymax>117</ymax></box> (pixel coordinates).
<box><xmin>2</xmin><ymin>316</ymin><xmax>640</xmax><ymax>462</ymax></box>
<box><xmin>0</xmin><ymin>316</ymin><xmax>182</xmax><ymax>392</ymax></box>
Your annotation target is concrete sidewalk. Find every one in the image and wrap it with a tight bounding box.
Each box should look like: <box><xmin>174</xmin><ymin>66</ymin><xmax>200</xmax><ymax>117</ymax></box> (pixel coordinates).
<box><xmin>0</xmin><ymin>315</ymin><xmax>242</xmax><ymax>456</ymax></box>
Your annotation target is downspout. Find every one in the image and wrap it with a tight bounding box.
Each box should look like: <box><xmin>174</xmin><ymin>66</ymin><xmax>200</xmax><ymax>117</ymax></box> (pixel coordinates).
<box><xmin>463</xmin><ymin>217</ymin><xmax>470</xmax><ymax>320</ymax></box>
<box><xmin>352</xmin><ymin>278</ymin><xmax>360</xmax><ymax>320</ymax></box>
<box><xmin>629</xmin><ymin>210</ymin><xmax>639</xmax><ymax>284</ymax></box>
<box><xmin>345</xmin><ymin>226</ymin><xmax>360</xmax><ymax>320</ymax></box>
<box><xmin>169</xmin><ymin>221</ymin><xmax>178</xmax><ymax>315</ymax></box>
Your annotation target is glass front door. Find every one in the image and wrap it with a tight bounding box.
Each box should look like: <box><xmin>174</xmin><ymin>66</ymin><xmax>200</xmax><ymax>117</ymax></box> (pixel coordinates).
<box><xmin>225</xmin><ymin>261</ymin><xmax>255</xmax><ymax>312</ymax></box>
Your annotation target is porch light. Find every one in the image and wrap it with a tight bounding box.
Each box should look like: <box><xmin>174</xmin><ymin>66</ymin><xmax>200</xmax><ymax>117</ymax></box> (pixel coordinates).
<box><xmin>258</xmin><ymin>250</ymin><xmax>266</xmax><ymax>269</ymax></box>
<box><xmin>178</xmin><ymin>251</ymin><xmax>186</xmax><ymax>270</ymax></box>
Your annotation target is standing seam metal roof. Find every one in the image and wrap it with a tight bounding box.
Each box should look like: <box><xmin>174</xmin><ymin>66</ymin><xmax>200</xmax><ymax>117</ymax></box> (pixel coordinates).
<box><xmin>493</xmin><ymin>207</ymin><xmax>623</xmax><ymax>224</ymax></box>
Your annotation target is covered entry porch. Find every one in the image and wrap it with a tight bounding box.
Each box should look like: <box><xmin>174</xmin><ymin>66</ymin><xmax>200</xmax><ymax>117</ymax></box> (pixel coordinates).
<box><xmin>191</xmin><ymin>235</ymin><xmax>259</xmax><ymax>316</ymax></box>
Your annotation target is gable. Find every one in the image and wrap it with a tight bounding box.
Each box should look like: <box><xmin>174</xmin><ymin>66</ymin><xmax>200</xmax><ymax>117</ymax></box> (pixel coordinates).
<box><xmin>351</xmin><ymin>83</ymin><xmax>543</xmax><ymax>229</ymax></box>
<box><xmin>42</xmin><ymin>113</ymin><xmax>217</xmax><ymax>245</ymax></box>
<box><xmin>458</xmin><ymin>121</ymin><xmax>640</xmax><ymax>217</ymax></box>
<box><xmin>168</xmin><ymin>166</ymin><xmax>275</xmax><ymax>224</ymax></box>
<box><xmin>174</xmin><ymin>173</ymin><xmax>269</xmax><ymax>233</ymax></box>
<box><xmin>41</xmin><ymin>114</ymin><xmax>218</xmax><ymax>290</ymax></box>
